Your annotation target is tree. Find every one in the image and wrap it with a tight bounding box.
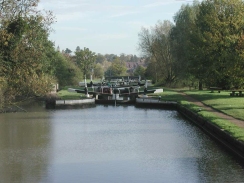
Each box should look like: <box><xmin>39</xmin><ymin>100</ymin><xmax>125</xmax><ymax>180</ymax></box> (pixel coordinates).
<box><xmin>75</xmin><ymin>46</ymin><xmax>81</xmax><ymax>52</ymax></box>
<box><xmin>0</xmin><ymin>1</ymin><xmax>56</xmax><ymax>102</ymax></box>
<box><xmin>133</xmin><ymin>65</ymin><xmax>146</xmax><ymax>77</ymax></box>
<box><xmin>75</xmin><ymin>47</ymin><xmax>96</xmax><ymax>78</ymax></box>
<box><xmin>56</xmin><ymin>46</ymin><xmax>60</xmax><ymax>52</ymax></box>
<box><xmin>0</xmin><ymin>0</ymin><xmax>40</xmax><ymax>20</ymax></box>
<box><xmin>106</xmin><ymin>58</ymin><xmax>127</xmax><ymax>76</ymax></box>
<box><xmin>64</xmin><ymin>48</ymin><xmax>72</xmax><ymax>55</ymax></box>
<box><xmin>144</xmin><ymin>57</ymin><xmax>158</xmax><ymax>83</ymax></box>
<box><xmin>189</xmin><ymin>0</ymin><xmax>244</xmax><ymax>89</ymax></box>
<box><xmin>104</xmin><ymin>54</ymin><xmax>117</xmax><ymax>62</ymax></box>
<box><xmin>171</xmin><ymin>2</ymin><xmax>199</xmax><ymax>87</ymax></box>
<box><xmin>119</xmin><ymin>53</ymin><xmax>126</xmax><ymax>62</ymax></box>
<box><xmin>138</xmin><ymin>20</ymin><xmax>177</xmax><ymax>85</ymax></box>
<box><xmin>94</xmin><ymin>63</ymin><xmax>104</xmax><ymax>79</ymax></box>
<box><xmin>102</xmin><ymin>60</ymin><xmax>111</xmax><ymax>75</ymax></box>
<box><xmin>96</xmin><ymin>53</ymin><xmax>106</xmax><ymax>64</ymax></box>
<box><xmin>52</xmin><ymin>51</ymin><xmax>82</xmax><ymax>86</ymax></box>
<box><xmin>130</xmin><ymin>55</ymin><xmax>138</xmax><ymax>62</ymax></box>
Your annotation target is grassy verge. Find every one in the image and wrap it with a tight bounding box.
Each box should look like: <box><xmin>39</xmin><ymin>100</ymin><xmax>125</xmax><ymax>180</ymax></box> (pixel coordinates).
<box><xmin>149</xmin><ymin>88</ymin><xmax>187</xmax><ymax>102</ymax></box>
<box><xmin>184</xmin><ymin>90</ymin><xmax>244</xmax><ymax>121</ymax></box>
<box><xmin>198</xmin><ymin>110</ymin><xmax>244</xmax><ymax>141</ymax></box>
<box><xmin>57</xmin><ymin>86</ymin><xmax>85</xmax><ymax>100</ymax></box>
<box><xmin>153</xmin><ymin>88</ymin><xmax>244</xmax><ymax>142</ymax></box>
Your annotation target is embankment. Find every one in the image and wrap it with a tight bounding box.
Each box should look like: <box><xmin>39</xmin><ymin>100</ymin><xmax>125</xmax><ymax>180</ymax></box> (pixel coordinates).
<box><xmin>136</xmin><ymin>97</ymin><xmax>244</xmax><ymax>163</ymax></box>
<box><xmin>177</xmin><ymin>104</ymin><xmax>244</xmax><ymax>163</ymax></box>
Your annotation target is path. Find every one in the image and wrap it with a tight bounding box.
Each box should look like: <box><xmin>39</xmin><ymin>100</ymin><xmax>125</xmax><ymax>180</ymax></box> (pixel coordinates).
<box><xmin>179</xmin><ymin>92</ymin><xmax>244</xmax><ymax>129</ymax></box>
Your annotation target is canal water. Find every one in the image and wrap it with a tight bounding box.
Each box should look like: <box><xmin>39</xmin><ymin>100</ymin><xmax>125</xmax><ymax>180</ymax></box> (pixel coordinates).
<box><xmin>0</xmin><ymin>103</ymin><xmax>244</xmax><ymax>183</ymax></box>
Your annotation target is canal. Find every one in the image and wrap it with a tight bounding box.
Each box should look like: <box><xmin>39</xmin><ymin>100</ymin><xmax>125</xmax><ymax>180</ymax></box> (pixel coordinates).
<box><xmin>0</xmin><ymin>104</ymin><xmax>244</xmax><ymax>183</ymax></box>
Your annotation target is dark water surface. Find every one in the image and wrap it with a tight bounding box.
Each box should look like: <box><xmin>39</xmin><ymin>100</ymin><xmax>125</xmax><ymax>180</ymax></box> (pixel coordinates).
<box><xmin>0</xmin><ymin>103</ymin><xmax>244</xmax><ymax>183</ymax></box>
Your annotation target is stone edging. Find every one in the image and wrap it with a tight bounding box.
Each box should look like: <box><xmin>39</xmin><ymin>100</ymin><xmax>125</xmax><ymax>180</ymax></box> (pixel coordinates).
<box><xmin>177</xmin><ymin>104</ymin><xmax>244</xmax><ymax>163</ymax></box>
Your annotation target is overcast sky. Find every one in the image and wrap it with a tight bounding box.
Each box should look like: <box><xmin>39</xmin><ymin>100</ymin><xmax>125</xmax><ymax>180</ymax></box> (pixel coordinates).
<box><xmin>38</xmin><ymin>0</ymin><xmax>195</xmax><ymax>56</ymax></box>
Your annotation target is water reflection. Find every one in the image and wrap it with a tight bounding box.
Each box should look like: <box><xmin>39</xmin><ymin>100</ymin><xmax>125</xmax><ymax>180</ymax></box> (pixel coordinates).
<box><xmin>54</xmin><ymin>103</ymin><xmax>96</xmax><ymax>110</ymax></box>
<box><xmin>0</xmin><ymin>110</ymin><xmax>52</xmax><ymax>183</ymax></box>
<box><xmin>0</xmin><ymin>104</ymin><xmax>243</xmax><ymax>182</ymax></box>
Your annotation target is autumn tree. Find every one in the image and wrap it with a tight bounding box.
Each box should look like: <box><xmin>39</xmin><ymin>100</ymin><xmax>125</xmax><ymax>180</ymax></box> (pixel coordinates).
<box><xmin>0</xmin><ymin>0</ymin><xmax>56</xmax><ymax>104</ymax></box>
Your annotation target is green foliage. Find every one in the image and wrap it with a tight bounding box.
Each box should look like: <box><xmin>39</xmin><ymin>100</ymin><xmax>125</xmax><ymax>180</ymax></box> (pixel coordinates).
<box><xmin>144</xmin><ymin>59</ymin><xmax>157</xmax><ymax>82</ymax></box>
<box><xmin>171</xmin><ymin>0</ymin><xmax>244</xmax><ymax>89</ymax></box>
<box><xmin>171</xmin><ymin>3</ymin><xmax>199</xmax><ymax>84</ymax></box>
<box><xmin>133</xmin><ymin>65</ymin><xmax>146</xmax><ymax>77</ymax></box>
<box><xmin>7</xmin><ymin>17</ymin><xmax>27</xmax><ymax>34</ymax></box>
<box><xmin>75</xmin><ymin>47</ymin><xmax>96</xmax><ymax>77</ymax></box>
<box><xmin>57</xmin><ymin>89</ymin><xmax>82</xmax><ymax>100</ymax></box>
<box><xmin>93</xmin><ymin>63</ymin><xmax>104</xmax><ymax>79</ymax></box>
<box><xmin>0</xmin><ymin>0</ymin><xmax>59</xmax><ymax>105</ymax></box>
<box><xmin>64</xmin><ymin>48</ymin><xmax>72</xmax><ymax>55</ymax></box>
<box><xmin>52</xmin><ymin>52</ymin><xmax>82</xmax><ymax>87</ymax></box>
<box><xmin>106</xmin><ymin>57</ymin><xmax>127</xmax><ymax>76</ymax></box>
<box><xmin>194</xmin><ymin>0</ymin><xmax>244</xmax><ymax>89</ymax></box>
<box><xmin>1</xmin><ymin>17</ymin><xmax>55</xmax><ymax>98</ymax></box>
<box><xmin>96</xmin><ymin>53</ymin><xmax>106</xmax><ymax>64</ymax></box>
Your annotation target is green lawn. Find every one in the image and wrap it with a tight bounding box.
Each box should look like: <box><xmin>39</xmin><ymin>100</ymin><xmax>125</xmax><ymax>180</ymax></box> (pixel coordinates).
<box><xmin>57</xmin><ymin>86</ymin><xmax>86</xmax><ymax>99</ymax></box>
<box><xmin>199</xmin><ymin>110</ymin><xmax>244</xmax><ymax>141</ymax></box>
<box><xmin>149</xmin><ymin>88</ymin><xmax>187</xmax><ymax>102</ymax></box>
<box><xmin>153</xmin><ymin>88</ymin><xmax>244</xmax><ymax>121</ymax></box>
<box><xmin>57</xmin><ymin>90</ymin><xmax>82</xmax><ymax>100</ymax></box>
<box><xmin>184</xmin><ymin>90</ymin><xmax>244</xmax><ymax>121</ymax></box>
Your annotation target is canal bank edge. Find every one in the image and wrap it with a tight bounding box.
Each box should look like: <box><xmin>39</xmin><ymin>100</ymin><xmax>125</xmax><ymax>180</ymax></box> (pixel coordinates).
<box><xmin>136</xmin><ymin>99</ymin><xmax>244</xmax><ymax>164</ymax></box>
<box><xmin>177</xmin><ymin>104</ymin><xmax>244</xmax><ymax>163</ymax></box>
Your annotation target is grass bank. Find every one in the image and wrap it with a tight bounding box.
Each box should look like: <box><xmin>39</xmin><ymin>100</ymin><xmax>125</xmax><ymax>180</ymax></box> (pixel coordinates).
<box><xmin>57</xmin><ymin>86</ymin><xmax>85</xmax><ymax>100</ymax></box>
<box><xmin>184</xmin><ymin>90</ymin><xmax>244</xmax><ymax>121</ymax></box>
<box><xmin>151</xmin><ymin>88</ymin><xmax>244</xmax><ymax>142</ymax></box>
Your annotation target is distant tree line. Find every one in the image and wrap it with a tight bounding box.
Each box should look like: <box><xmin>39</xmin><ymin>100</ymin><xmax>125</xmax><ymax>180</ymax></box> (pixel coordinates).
<box><xmin>62</xmin><ymin>49</ymin><xmax>146</xmax><ymax>80</ymax></box>
<box><xmin>94</xmin><ymin>53</ymin><xmax>145</xmax><ymax>78</ymax></box>
<box><xmin>138</xmin><ymin>0</ymin><xmax>244</xmax><ymax>89</ymax></box>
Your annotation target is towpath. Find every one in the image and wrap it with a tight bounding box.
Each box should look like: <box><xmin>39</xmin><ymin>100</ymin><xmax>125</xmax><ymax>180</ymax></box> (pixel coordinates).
<box><xmin>178</xmin><ymin>92</ymin><xmax>244</xmax><ymax>129</ymax></box>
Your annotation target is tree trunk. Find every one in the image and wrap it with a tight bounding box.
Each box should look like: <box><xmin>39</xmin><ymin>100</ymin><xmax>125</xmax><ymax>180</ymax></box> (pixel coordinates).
<box><xmin>199</xmin><ymin>80</ymin><xmax>203</xmax><ymax>90</ymax></box>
